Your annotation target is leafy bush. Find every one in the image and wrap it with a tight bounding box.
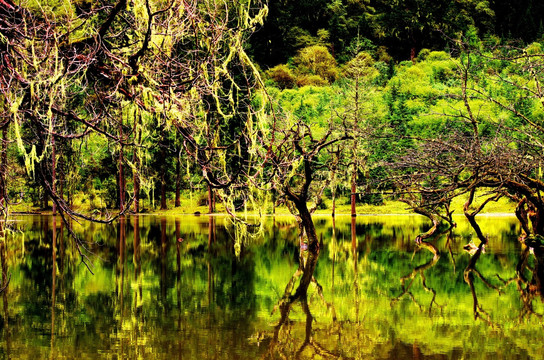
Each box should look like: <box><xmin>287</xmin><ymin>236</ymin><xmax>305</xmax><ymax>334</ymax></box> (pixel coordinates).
<box><xmin>293</xmin><ymin>45</ymin><xmax>339</xmax><ymax>83</ymax></box>
<box><xmin>296</xmin><ymin>74</ymin><xmax>328</xmax><ymax>87</ymax></box>
<box><xmin>266</xmin><ymin>64</ymin><xmax>296</xmax><ymax>89</ymax></box>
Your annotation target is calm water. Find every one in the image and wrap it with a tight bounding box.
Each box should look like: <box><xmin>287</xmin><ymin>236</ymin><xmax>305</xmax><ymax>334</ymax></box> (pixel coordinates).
<box><xmin>0</xmin><ymin>214</ymin><xmax>542</xmax><ymax>359</ymax></box>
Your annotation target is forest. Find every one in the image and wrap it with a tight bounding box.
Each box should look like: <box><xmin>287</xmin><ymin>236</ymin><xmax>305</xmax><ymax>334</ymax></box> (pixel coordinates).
<box><xmin>2</xmin><ymin>0</ymin><xmax>544</xmax><ymax>244</ymax></box>
<box><xmin>3</xmin><ymin>1</ymin><xmax>544</xmax><ymax>358</ymax></box>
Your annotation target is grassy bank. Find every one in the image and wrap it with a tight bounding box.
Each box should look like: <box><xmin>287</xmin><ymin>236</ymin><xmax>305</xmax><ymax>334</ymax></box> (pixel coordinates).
<box><xmin>11</xmin><ymin>189</ymin><xmax>516</xmax><ymax>216</ymax></box>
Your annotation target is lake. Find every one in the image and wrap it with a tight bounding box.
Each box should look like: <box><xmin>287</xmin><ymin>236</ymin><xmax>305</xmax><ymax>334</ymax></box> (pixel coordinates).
<box><xmin>0</xmin><ymin>214</ymin><xmax>542</xmax><ymax>359</ymax></box>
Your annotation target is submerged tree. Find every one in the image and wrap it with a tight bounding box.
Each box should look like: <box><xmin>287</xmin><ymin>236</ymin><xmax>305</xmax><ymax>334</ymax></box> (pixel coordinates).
<box><xmin>388</xmin><ymin>33</ymin><xmax>544</xmax><ymax>256</ymax></box>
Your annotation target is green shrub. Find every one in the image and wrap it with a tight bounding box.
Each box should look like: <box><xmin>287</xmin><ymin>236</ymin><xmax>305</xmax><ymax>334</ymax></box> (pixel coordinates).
<box><xmin>293</xmin><ymin>45</ymin><xmax>339</xmax><ymax>83</ymax></box>
<box><xmin>266</xmin><ymin>64</ymin><xmax>296</xmax><ymax>89</ymax></box>
<box><xmin>296</xmin><ymin>74</ymin><xmax>328</xmax><ymax>87</ymax></box>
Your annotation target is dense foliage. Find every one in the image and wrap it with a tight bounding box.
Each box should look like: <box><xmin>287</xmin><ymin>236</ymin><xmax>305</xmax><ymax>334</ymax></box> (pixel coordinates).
<box><xmin>248</xmin><ymin>0</ymin><xmax>544</xmax><ymax>65</ymax></box>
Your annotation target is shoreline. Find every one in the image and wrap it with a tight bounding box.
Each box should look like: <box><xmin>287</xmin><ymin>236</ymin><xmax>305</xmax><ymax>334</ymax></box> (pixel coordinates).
<box><xmin>10</xmin><ymin>211</ymin><xmax>518</xmax><ymax>217</ymax></box>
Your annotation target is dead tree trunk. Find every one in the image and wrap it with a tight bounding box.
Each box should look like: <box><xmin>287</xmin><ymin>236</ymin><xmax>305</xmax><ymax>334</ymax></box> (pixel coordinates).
<box><xmin>350</xmin><ymin>168</ymin><xmax>357</xmax><ymax>217</ymax></box>
<box><xmin>133</xmin><ymin>147</ymin><xmax>140</xmax><ymax>213</ymax></box>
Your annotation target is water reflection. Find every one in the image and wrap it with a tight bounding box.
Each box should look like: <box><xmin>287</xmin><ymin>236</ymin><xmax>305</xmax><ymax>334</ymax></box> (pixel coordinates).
<box><xmin>1</xmin><ymin>228</ymin><xmax>10</xmax><ymax>359</ymax></box>
<box><xmin>264</xmin><ymin>223</ymin><xmax>337</xmax><ymax>359</ymax></box>
<box><xmin>1</xmin><ymin>214</ymin><xmax>544</xmax><ymax>359</ymax></box>
<box><xmin>392</xmin><ymin>240</ymin><xmax>441</xmax><ymax>314</ymax></box>
<box><xmin>497</xmin><ymin>243</ymin><xmax>544</xmax><ymax>322</ymax></box>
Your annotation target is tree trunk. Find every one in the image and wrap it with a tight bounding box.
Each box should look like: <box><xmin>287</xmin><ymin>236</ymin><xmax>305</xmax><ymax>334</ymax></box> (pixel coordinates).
<box><xmin>160</xmin><ymin>171</ymin><xmax>167</xmax><ymax>210</ymax></box>
<box><xmin>296</xmin><ymin>202</ymin><xmax>318</xmax><ymax>250</ymax></box>
<box><xmin>208</xmin><ymin>184</ymin><xmax>215</xmax><ymax>213</ymax></box>
<box><xmin>292</xmin><ymin>199</ymin><xmax>320</xmax><ymax>299</ymax></box>
<box><xmin>272</xmin><ymin>189</ymin><xmax>276</xmax><ymax>215</ymax></box>
<box><xmin>351</xmin><ymin>169</ymin><xmax>357</xmax><ymax>217</ymax></box>
<box><xmin>42</xmin><ymin>188</ymin><xmax>48</xmax><ymax>210</ymax></box>
<box><xmin>132</xmin><ymin>125</ymin><xmax>141</xmax><ymax>213</ymax></box>
<box><xmin>119</xmin><ymin>122</ymin><xmax>125</xmax><ymax>212</ymax></box>
<box><xmin>133</xmin><ymin>109</ymin><xmax>141</xmax><ymax>213</ymax></box>
<box><xmin>160</xmin><ymin>141</ymin><xmax>167</xmax><ymax>210</ymax></box>
<box><xmin>58</xmin><ymin>170</ymin><xmax>64</xmax><ymax>210</ymax></box>
<box><xmin>0</xmin><ymin>124</ymin><xmax>8</xmax><ymax>206</ymax></box>
<box><xmin>531</xmin><ymin>205</ymin><xmax>544</xmax><ymax>236</ymax></box>
<box><xmin>332</xmin><ymin>192</ymin><xmax>336</xmax><ymax>218</ymax></box>
<box><xmin>175</xmin><ymin>154</ymin><xmax>181</xmax><ymax>207</ymax></box>
<box><xmin>133</xmin><ymin>147</ymin><xmax>140</xmax><ymax>213</ymax></box>
<box><xmin>351</xmin><ymin>77</ymin><xmax>359</xmax><ymax>218</ymax></box>
<box><xmin>51</xmin><ymin>134</ymin><xmax>57</xmax><ymax>215</ymax></box>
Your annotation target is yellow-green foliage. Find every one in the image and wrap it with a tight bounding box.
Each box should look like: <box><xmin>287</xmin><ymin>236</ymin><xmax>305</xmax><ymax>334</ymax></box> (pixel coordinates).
<box><xmin>526</xmin><ymin>42</ymin><xmax>543</xmax><ymax>55</ymax></box>
<box><xmin>266</xmin><ymin>64</ymin><xmax>296</xmax><ymax>89</ymax></box>
<box><xmin>293</xmin><ymin>45</ymin><xmax>339</xmax><ymax>84</ymax></box>
<box><xmin>391</xmin><ymin>51</ymin><xmax>457</xmax><ymax>97</ymax></box>
<box><xmin>273</xmin><ymin>85</ymin><xmax>344</xmax><ymax>132</ymax></box>
<box><xmin>343</xmin><ymin>51</ymin><xmax>378</xmax><ymax>80</ymax></box>
<box><xmin>25</xmin><ymin>0</ymin><xmax>76</xmax><ymax>19</ymax></box>
<box><xmin>295</xmin><ymin>74</ymin><xmax>329</xmax><ymax>87</ymax></box>
<box><xmin>390</xmin><ymin>63</ymin><xmax>440</xmax><ymax>98</ymax></box>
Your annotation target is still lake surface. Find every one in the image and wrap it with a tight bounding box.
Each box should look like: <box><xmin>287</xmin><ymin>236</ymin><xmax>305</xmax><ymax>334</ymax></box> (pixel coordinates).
<box><xmin>0</xmin><ymin>214</ymin><xmax>542</xmax><ymax>359</ymax></box>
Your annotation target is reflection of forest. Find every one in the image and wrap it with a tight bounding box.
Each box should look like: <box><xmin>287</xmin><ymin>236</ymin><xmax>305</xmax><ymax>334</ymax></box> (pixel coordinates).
<box><xmin>0</xmin><ymin>215</ymin><xmax>543</xmax><ymax>359</ymax></box>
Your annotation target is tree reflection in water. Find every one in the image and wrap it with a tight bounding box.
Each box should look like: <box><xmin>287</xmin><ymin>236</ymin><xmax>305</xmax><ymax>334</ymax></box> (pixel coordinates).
<box><xmin>264</xmin><ymin>225</ymin><xmax>338</xmax><ymax>359</ymax></box>
<box><xmin>262</xmin><ymin>212</ymin><xmax>544</xmax><ymax>359</ymax></box>
<box><xmin>391</xmin><ymin>223</ymin><xmax>455</xmax><ymax>316</ymax></box>
<box><xmin>4</xmin><ymin>215</ymin><xmax>544</xmax><ymax>358</ymax></box>
<box><xmin>389</xmin><ymin>207</ymin><xmax>544</xmax><ymax>328</ymax></box>
<box><xmin>498</xmin><ymin>241</ymin><xmax>544</xmax><ymax>322</ymax></box>
<box><xmin>461</xmin><ymin>228</ymin><xmax>544</xmax><ymax>325</ymax></box>
<box><xmin>462</xmin><ymin>234</ymin><xmax>502</xmax><ymax>325</ymax></box>
<box><xmin>392</xmin><ymin>239</ymin><xmax>442</xmax><ymax>315</ymax></box>
<box><xmin>0</xmin><ymin>238</ymin><xmax>9</xmax><ymax>294</ymax></box>
<box><xmin>0</xmin><ymin>228</ymin><xmax>10</xmax><ymax>358</ymax></box>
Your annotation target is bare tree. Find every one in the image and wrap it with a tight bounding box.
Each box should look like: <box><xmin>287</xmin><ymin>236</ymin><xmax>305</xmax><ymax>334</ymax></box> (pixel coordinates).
<box><xmin>389</xmin><ymin>36</ymin><xmax>544</xmax><ymax>246</ymax></box>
